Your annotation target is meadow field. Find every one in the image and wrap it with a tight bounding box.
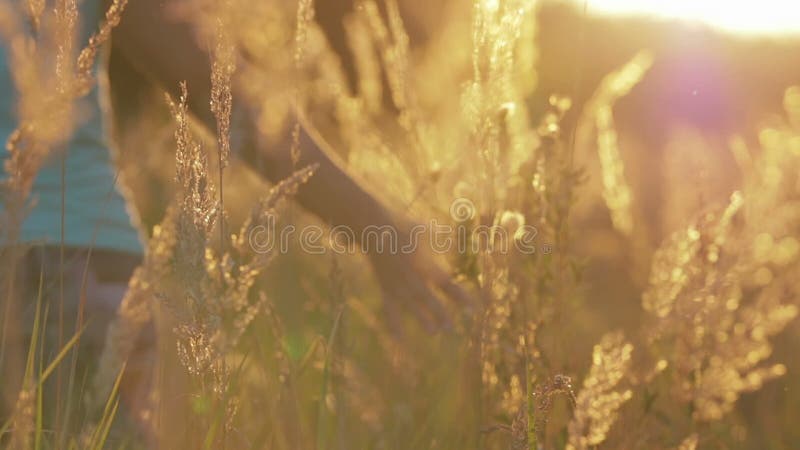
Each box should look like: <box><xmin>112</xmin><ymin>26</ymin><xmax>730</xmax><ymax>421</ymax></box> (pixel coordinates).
<box><xmin>2</xmin><ymin>0</ymin><xmax>800</xmax><ymax>449</ymax></box>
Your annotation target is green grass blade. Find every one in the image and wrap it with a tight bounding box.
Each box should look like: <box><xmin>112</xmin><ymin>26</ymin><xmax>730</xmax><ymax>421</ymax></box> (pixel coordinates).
<box><xmin>39</xmin><ymin>324</ymin><xmax>87</xmax><ymax>383</ymax></box>
<box><xmin>316</xmin><ymin>305</ymin><xmax>344</xmax><ymax>450</ymax></box>
<box><xmin>89</xmin><ymin>360</ymin><xmax>127</xmax><ymax>450</ymax></box>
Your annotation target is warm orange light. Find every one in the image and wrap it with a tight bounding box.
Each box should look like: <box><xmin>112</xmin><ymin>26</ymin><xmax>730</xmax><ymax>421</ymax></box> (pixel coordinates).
<box><xmin>578</xmin><ymin>0</ymin><xmax>800</xmax><ymax>35</ymax></box>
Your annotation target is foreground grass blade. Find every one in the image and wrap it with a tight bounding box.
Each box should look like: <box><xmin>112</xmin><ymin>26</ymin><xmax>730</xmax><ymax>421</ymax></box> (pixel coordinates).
<box><xmin>89</xmin><ymin>360</ymin><xmax>127</xmax><ymax>450</ymax></box>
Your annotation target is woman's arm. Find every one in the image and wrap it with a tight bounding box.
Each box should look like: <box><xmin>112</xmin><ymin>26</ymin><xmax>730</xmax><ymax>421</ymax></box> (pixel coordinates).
<box><xmin>110</xmin><ymin>0</ymin><xmax>471</xmax><ymax>331</ymax></box>
<box><xmin>111</xmin><ymin>0</ymin><xmax>395</xmax><ymax>235</ymax></box>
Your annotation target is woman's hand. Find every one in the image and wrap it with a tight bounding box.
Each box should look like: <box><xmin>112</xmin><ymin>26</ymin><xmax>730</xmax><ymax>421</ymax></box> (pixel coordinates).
<box><xmin>368</xmin><ymin>221</ymin><xmax>474</xmax><ymax>335</ymax></box>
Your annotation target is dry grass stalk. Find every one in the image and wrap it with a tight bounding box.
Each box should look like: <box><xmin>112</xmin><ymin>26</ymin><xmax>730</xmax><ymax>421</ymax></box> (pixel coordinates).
<box><xmin>209</xmin><ymin>0</ymin><xmax>235</xmax><ymax>168</ymax></box>
<box><xmin>583</xmin><ymin>51</ymin><xmax>653</xmax><ymax>236</ymax></box>
<box><xmin>674</xmin><ymin>433</ymin><xmax>699</xmax><ymax>450</ymax></box>
<box><xmin>290</xmin><ymin>0</ymin><xmax>314</xmax><ymax>166</ymax></box>
<box><xmin>157</xmin><ymin>81</ymin><xmax>316</xmax><ymax>433</ymax></box>
<box><xmin>7</xmin><ymin>382</ymin><xmax>35</xmax><ymax>450</ymax></box>
<box><xmin>642</xmin><ymin>185</ymin><xmax>798</xmax><ymax>420</ymax></box>
<box><xmin>566</xmin><ymin>331</ymin><xmax>633</xmax><ymax>450</ymax></box>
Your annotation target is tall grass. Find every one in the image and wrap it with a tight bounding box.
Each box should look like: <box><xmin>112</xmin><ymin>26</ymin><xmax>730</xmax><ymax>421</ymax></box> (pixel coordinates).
<box><xmin>2</xmin><ymin>0</ymin><xmax>800</xmax><ymax>449</ymax></box>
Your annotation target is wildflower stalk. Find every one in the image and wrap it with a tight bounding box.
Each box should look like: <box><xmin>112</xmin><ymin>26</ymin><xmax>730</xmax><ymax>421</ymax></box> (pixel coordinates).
<box><xmin>525</xmin><ymin>359</ymin><xmax>537</xmax><ymax>450</ymax></box>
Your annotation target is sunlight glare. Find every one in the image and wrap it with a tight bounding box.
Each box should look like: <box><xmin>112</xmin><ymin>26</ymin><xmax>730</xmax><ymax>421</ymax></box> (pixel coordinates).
<box><xmin>579</xmin><ymin>0</ymin><xmax>800</xmax><ymax>35</ymax></box>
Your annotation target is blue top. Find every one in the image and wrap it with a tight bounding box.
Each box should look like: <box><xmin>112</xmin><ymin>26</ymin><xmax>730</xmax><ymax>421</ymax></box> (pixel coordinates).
<box><xmin>1</xmin><ymin>1</ymin><xmax>143</xmax><ymax>254</ymax></box>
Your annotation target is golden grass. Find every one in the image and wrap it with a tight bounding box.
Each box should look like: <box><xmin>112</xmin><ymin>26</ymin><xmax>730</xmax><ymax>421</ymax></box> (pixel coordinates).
<box><xmin>2</xmin><ymin>0</ymin><xmax>800</xmax><ymax>449</ymax></box>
